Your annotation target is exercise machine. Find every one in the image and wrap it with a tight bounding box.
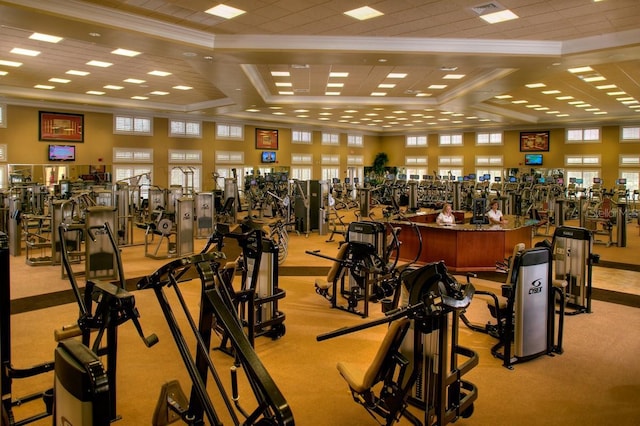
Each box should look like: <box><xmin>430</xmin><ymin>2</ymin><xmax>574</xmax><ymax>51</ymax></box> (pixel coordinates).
<box><xmin>550</xmin><ymin>226</ymin><xmax>599</xmax><ymax>315</ymax></box>
<box><xmin>58</xmin><ymin>221</ymin><xmax>158</xmax><ymax>422</ymax></box>
<box><xmin>489</xmin><ymin>245</ymin><xmax>564</xmax><ymax>369</ymax></box>
<box><xmin>137</xmin><ymin>252</ymin><xmax>294</xmax><ymax>425</ymax></box>
<box><xmin>317</xmin><ymin>261</ymin><xmax>478</xmax><ymax>426</ymax></box>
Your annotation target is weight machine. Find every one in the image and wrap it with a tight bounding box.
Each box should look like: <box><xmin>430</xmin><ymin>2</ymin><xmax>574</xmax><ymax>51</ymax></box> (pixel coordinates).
<box><xmin>317</xmin><ymin>261</ymin><xmax>478</xmax><ymax>426</ymax></box>
<box><xmin>137</xmin><ymin>252</ymin><xmax>294</xmax><ymax>426</ymax></box>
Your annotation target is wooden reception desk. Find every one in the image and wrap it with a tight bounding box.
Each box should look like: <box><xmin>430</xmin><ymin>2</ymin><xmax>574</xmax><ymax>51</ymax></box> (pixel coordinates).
<box><xmin>394</xmin><ymin>215</ymin><xmax>533</xmax><ymax>272</ymax></box>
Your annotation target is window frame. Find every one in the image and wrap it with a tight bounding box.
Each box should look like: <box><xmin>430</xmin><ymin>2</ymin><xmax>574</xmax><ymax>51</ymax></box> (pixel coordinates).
<box><xmin>113</xmin><ymin>114</ymin><xmax>153</xmax><ymax>135</ymax></box>
<box><xmin>169</xmin><ymin>119</ymin><xmax>202</xmax><ymax>138</ymax></box>
<box><xmin>216</xmin><ymin>123</ymin><xmax>244</xmax><ymax>140</ymax></box>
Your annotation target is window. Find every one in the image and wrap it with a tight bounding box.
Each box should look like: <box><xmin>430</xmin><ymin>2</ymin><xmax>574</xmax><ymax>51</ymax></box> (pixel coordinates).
<box><xmin>620</xmin><ymin>154</ymin><xmax>640</xmax><ymax>167</ymax></box>
<box><xmin>0</xmin><ymin>104</ymin><xmax>5</xmax><ymax>128</ymax></box>
<box><xmin>438</xmin><ymin>168</ymin><xmax>463</xmax><ymax>180</ymax></box>
<box><xmin>565</xmin><ymin>170</ymin><xmax>600</xmax><ymax>188</ymax></box>
<box><xmin>0</xmin><ymin>144</ymin><xmax>6</xmax><ymax>162</ymax></box>
<box><xmin>216</xmin><ymin>123</ymin><xmax>244</xmax><ymax>140</ymax></box>
<box><xmin>113</xmin><ymin>147</ymin><xmax>153</xmax><ymax>163</ymax></box>
<box><xmin>169</xmin><ymin>150</ymin><xmax>202</xmax><ymax>163</ymax></box>
<box><xmin>347</xmin><ymin>155</ymin><xmax>364</xmax><ymax>165</ymax></box>
<box><xmin>439</xmin><ymin>133</ymin><xmax>463</xmax><ymax>146</ymax></box>
<box><xmin>291</xmin><ymin>153</ymin><xmax>313</xmax><ymax>164</ymax></box>
<box><xmin>114</xmin><ymin>114</ymin><xmax>152</xmax><ymax>135</ymax></box>
<box><xmin>215</xmin><ymin>151</ymin><xmax>244</xmax><ymax>164</ymax></box>
<box><xmin>476</xmin><ymin>131</ymin><xmax>503</xmax><ymax>145</ymax></box>
<box><xmin>321</xmin><ymin>167</ymin><xmax>340</xmax><ymax>181</ymax></box>
<box><xmin>566</xmin><ymin>127</ymin><xmax>600</xmax><ymax>143</ymax></box>
<box><xmin>619</xmin><ymin>170</ymin><xmax>639</xmax><ymax>193</ymax></box>
<box><xmin>216</xmin><ymin>167</ymin><xmax>245</xmax><ymax>193</ymax></box>
<box><xmin>322</xmin><ymin>132</ymin><xmax>340</xmax><ymax>145</ymax></box>
<box><xmin>621</xmin><ymin>126</ymin><xmax>640</xmax><ymax>142</ymax></box>
<box><xmin>0</xmin><ymin>144</ymin><xmax>6</xmax><ymax>189</ymax></box>
<box><xmin>438</xmin><ymin>155</ymin><xmax>463</xmax><ymax>180</ymax></box>
<box><xmin>291</xmin><ymin>167</ymin><xmax>312</xmax><ymax>180</ymax></box>
<box><xmin>565</xmin><ymin>155</ymin><xmax>601</xmax><ymax>166</ymax></box>
<box><xmin>347</xmin><ymin>134</ymin><xmax>363</xmax><ymax>147</ymax></box>
<box><xmin>405</xmin><ymin>156</ymin><xmax>428</xmax><ymax>167</ymax></box>
<box><xmin>406</xmin><ymin>135</ymin><xmax>427</xmax><ymax>147</ymax></box>
<box><xmin>321</xmin><ymin>154</ymin><xmax>339</xmax><ymax>165</ymax></box>
<box><xmin>169</xmin><ymin>119</ymin><xmax>202</xmax><ymax>138</ymax></box>
<box><xmin>292</xmin><ymin>130</ymin><xmax>312</xmax><ymax>144</ymax></box>
<box><xmin>475</xmin><ymin>155</ymin><xmax>503</xmax><ymax>166</ymax></box>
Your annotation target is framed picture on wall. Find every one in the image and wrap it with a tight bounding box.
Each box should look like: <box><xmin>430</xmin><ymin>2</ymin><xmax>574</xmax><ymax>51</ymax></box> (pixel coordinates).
<box><xmin>39</xmin><ymin>111</ymin><xmax>84</xmax><ymax>142</ymax></box>
<box><xmin>256</xmin><ymin>128</ymin><xmax>278</xmax><ymax>150</ymax></box>
<box><xmin>519</xmin><ymin>131</ymin><xmax>549</xmax><ymax>152</ymax></box>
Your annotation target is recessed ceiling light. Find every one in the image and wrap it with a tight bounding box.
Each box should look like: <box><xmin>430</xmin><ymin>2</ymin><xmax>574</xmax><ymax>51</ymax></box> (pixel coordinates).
<box><xmin>512</xmin><ymin>100</ymin><xmax>528</xmax><ymax>104</ymax></box>
<box><xmin>329</xmin><ymin>72</ymin><xmax>349</xmax><ymax>78</ymax></box>
<box><xmin>29</xmin><ymin>32</ymin><xmax>63</xmax><ymax>43</ymax></box>
<box><xmin>131</xmin><ymin>96</ymin><xmax>148</xmax><ymax>100</ymax></box>
<box><xmin>173</xmin><ymin>85</ymin><xmax>192</xmax><ymax>90</ymax></box>
<box><xmin>34</xmin><ymin>84</ymin><xmax>54</xmax><ymax>90</ymax></box>
<box><xmin>111</xmin><ymin>48</ymin><xmax>141</xmax><ymax>57</ymax></box>
<box><xmin>294</xmin><ymin>109</ymin><xmax>309</xmax><ymax>113</ymax></box>
<box><xmin>271</xmin><ymin>71</ymin><xmax>290</xmax><ymax>77</ymax></box>
<box><xmin>86</xmin><ymin>90</ymin><xmax>105</xmax><ymax>95</ymax></box>
<box><xmin>67</xmin><ymin>70</ymin><xmax>90</xmax><ymax>76</ymax></box>
<box><xmin>49</xmin><ymin>78</ymin><xmax>70</xmax><ymax>83</ymax></box>
<box><xmin>246</xmin><ymin>109</ymin><xmax>260</xmax><ymax>112</ymax></box>
<box><xmin>443</xmin><ymin>74</ymin><xmax>465</xmax><ymax>79</ymax></box>
<box><xmin>86</xmin><ymin>60</ymin><xmax>113</xmax><ymax>68</ymax></box>
<box><xmin>526</xmin><ymin>83</ymin><xmax>546</xmax><ymax>88</ymax></box>
<box><xmin>344</xmin><ymin>110</ymin><xmax>358</xmax><ymax>113</ymax></box>
<box><xmin>607</xmin><ymin>91</ymin><xmax>626</xmax><ymax>96</ymax></box>
<box><xmin>542</xmin><ymin>90</ymin><xmax>561</xmax><ymax>94</ymax></box>
<box><xmin>11</xmin><ymin>47</ymin><xmax>41</xmax><ymax>56</ymax></box>
<box><xmin>371</xmin><ymin>92</ymin><xmax>387</xmax><ymax>96</ymax></box>
<box><xmin>585</xmin><ymin>108</ymin><xmax>600</xmax><ymax>112</ymax></box>
<box><xmin>124</xmin><ymin>78</ymin><xmax>145</xmax><ymax>84</ymax></box>
<box><xmin>148</xmin><ymin>70</ymin><xmax>171</xmax><ymax>76</ymax></box>
<box><xmin>622</xmin><ymin>100</ymin><xmax>639</xmax><ymax>105</ymax></box>
<box><xmin>568</xmin><ymin>66</ymin><xmax>593</xmax><ymax>73</ymax></box>
<box><xmin>325</xmin><ymin>92</ymin><xmax>341</xmax><ymax>96</ymax></box>
<box><xmin>297</xmin><ymin>114</ymin><xmax>309</xmax><ymax>118</ymax></box>
<box><xmin>272</xmin><ymin>111</ymin><xmax>286</xmax><ymax>115</ymax></box>
<box><xmin>526</xmin><ymin>104</ymin><xmax>542</xmax><ymax>108</ymax></box>
<box><xmin>575</xmin><ymin>104</ymin><xmax>591</xmax><ymax>108</ymax></box>
<box><xmin>416</xmin><ymin>93</ymin><xmax>431</xmax><ymax>97</ymax></box>
<box><xmin>268</xmin><ymin>106</ymin><xmax>282</xmax><ymax>109</ymax></box>
<box><xmin>327</xmin><ymin>83</ymin><xmax>344</xmax><ymax>88</ymax></box>
<box><xmin>583</xmin><ymin>76</ymin><xmax>606</xmax><ymax>82</ymax></box>
<box><xmin>387</xmin><ymin>73</ymin><xmax>407</xmax><ymax>79</ymax></box>
<box><xmin>568</xmin><ymin>101</ymin><xmax>584</xmax><ymax>105</ymax></box>
<box><xmin>344</xmin><ymin>6</ymin><xmax>384</xmax><ymax>21</ymax></box>
<box><xmin>378</xmin><ymin>83</ymin><xmax>396</xmax><ymax>88</ymax></box>
<box><xmin>593</xmin><ymin>111</ymin><xmax>608</xmax><ymax>115</ymax></box>
<box><xmin>534</xmin><ymin>107</ymin><xmax>549</xmax><ymax>111</ymax></box>
<box><xmin>278</xmin><ymin>91</ymin><xmax>294</xmax><ymax>95</ymax></box>
<box><xmin>596</xmin><ymin>84</ymin><xmax>617</xmax><ymax>90</ymax></box>
<box><xmin>616</xmin><ymin>97</ymin><xmax>634</xmax><ymax>101</ymax></box>
<box><xmin>275</xmin><ymin>82</ymin><xmax>292</xmax><ymax>87</ymax></box>
<box><xmin>428</xmin><ymin>84</ymin><xmax>447</xmax><ymax>89</ymax></box>
<box><xmin>205</xmin><ymin>4</ymin><xmax>246</xmax><ymax>19</ymax></box>
<box><xmin>556</xmin><ymin>114</ymin><xmax>570</xmax><ymax>117</ymax></box>
<box><xmin>479</xmin><ymin>9</ymin><xmax>519</xmax><ymax>24</ymax></box>
<box><xmin>104</xmin><ymin>85</ymin><xmax>124</xmax><ymax>90</ymax></box>
<box><xmin>150</xmin><ymin>91</ymin><xmax>169</xmax><ymax>95</ymax></box>
<box><xmin>0</xmin><ymin>71</ymin><xmax>7</xmax><ymax>76</ymax></box>
<box><xmin>556</xmin><ymin>96</ymin><xmax>574</xmax><ymax>100</ymax></box>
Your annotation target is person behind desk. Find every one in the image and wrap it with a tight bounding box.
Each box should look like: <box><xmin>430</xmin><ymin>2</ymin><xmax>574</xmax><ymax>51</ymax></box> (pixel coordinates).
<box><xmin>436</xmin><ymin>203</ymin><xmax>455</xmax><ymax>225</ymax></box>
<box><xmin>487</xmin><ymin>200</ymin><xmax>508</xmax><ymax>225</ymax></box>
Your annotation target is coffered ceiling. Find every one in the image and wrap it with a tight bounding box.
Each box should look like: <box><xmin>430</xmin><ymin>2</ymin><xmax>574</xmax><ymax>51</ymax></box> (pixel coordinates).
<box><xmin>0</xmin><ymin>0</ymin><xmax>639</xmax><ymax>133</ymax></box>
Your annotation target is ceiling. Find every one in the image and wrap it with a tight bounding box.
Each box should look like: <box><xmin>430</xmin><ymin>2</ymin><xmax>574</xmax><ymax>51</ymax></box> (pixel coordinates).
<box><xmin>1</xmin><ymin>0</ymin><xmax>639</xmax><ymax>133</ymax></box>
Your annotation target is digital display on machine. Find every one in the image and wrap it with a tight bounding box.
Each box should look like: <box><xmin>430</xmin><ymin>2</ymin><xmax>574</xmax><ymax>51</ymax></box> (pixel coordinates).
<box><xmin>593</xmin><ymin>177</ymin><xmax>602</xmax><ymax>184</ymax></box>
<box><xmin>557</xmin><ymin>178</ymin><xmax>564</xmax><ymax>184</ymax></box>
<box><xmin>409</xmin><ymin>174</ymin><xmax>420</xmax><ymax>180</ymax></box>
<box><xmin>397</xmin><ymin>174</ymin><xmax>407</xmax><ymax>180</ymax></box>
<box><xmin>524</xmin><ymin>153</ymin><xmax>543</xmax><ymax>166</ymax></box>
<box><xmin>569</xmin><ymin>177</ymin><xmax>577</xmax><ymax>183</ymax></box>
<box><xmin>617</xmin><ymin>178</ymin><xmax>627</xmax><ymax>184</ymax></box>
<box><xmin>422</xmin><ymin>175</ymin><xmax>429</xmax><ymax>180</ymax></box>
<box><xmin>483</xmin><ymin>174</ymin><xmax>491</xmax><ymax>180</ymax></box>
<box><xmin>494</xmin><ymin>177</ymin><xmax>501</xmax><ymax>182</ymax></box>
<box><xmin>468</xmin><ymin>173</ymin><xmax>476</xmax><ymax>179</ymax></box>
<box><xmin>539</xmin><ymin>177</ymin><xmax>546</xmax><ymax>183</ymax></box>
<box><xmin>261</xmin><ymin>151</ymin><xmax>276</xmax><ymax>163</ymax></box>
<box><xmin>458</xmin><ymin>176</ymin><xmax>464</xmax><ymax>182</ymax></box>
<box><xmin>576</xmin><ymin>178</ymin><xmax>583</xmax><ymax>184</ymax></box>
<box><xmin>48</xmin><ymin>145</ymin><xmax>75</xmax><ymax>161</ymax></box>
<box><xmin>332</xmin><ymin>178</ymin><xmax>340</xmax><ymax>184</ymax></box>
<box><xmin>509</xmin><ymin>176</ymin><xmax>517</xmax><ymax>182</ymax></box>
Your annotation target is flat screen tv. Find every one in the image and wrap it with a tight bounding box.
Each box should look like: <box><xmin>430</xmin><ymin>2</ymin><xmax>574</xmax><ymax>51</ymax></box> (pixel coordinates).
<box><xmin>524</xmin><ymin>153</ymin><xmax>543</xmax><ymax>166</ymax></box>
<box><xmin>261</xmin><ymin>151</ymin><xmax>276</xmax><ymax>163</ymax></box>
<box><xmin>48</xmin><ymin>145</ymin><xmax>75</xmax><ymax>161</ymax></box>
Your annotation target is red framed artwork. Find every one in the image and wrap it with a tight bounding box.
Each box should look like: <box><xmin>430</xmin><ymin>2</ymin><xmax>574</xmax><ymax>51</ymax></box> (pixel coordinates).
<box><xmin>256</xmin><ymin>128</ymin><xmax>278</xmax><ymax>150</ymax></box>
<box><xmin>519</xmin><ymin>131</ymin><xmax>549</xmax><ymax>152</ymax></box>
<box><xmin>39</xmin><ymin>111</ymin><xmax>84</xmax><ymax>142</ymax></box>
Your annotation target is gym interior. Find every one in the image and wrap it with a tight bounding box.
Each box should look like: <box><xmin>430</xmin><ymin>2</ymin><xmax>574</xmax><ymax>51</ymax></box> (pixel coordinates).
<box><xmin>2</xmin><ymin>1</ymin><xmax>640</xmax><ymax>426</ymax></box>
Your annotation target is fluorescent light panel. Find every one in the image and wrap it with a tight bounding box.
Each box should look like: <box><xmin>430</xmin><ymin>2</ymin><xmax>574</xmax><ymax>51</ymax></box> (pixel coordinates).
<box><xmin>344</xmin><ymin>6</ymin><xmax>384</xmax><ymax>21</ymax></box>
<box><xmin>11</xmin><ymin>48</ymin><xmax>40</xmax><ymax>56</ymax></box>
<box><xmin>86</xmin><ymin>60</ymin><xmax>113</xmax><ymax>67</ymax></box>
<box><xmin>205</xmin><ymin>4</ymin><xmax>246</xmax><ymax>19</ymax></box>
<box><xmin>67</xmin><ymin>70</ymin><xmax>90</xmax><ymax>76</ymax></box>
<box><xmin>148</xmin><ymin>70</ymin><xmax>171</xmax><ymax>76</ymax></box>
<box><xmin>479</xmin><ymin>9</ymin><xmax>519</xmax><ymax>24</ymax></box>
<box><xmin>111</xmin><ymin>48</ymin><xmax>141</xmax><ymax>57</ymax></box>
<box><xmin>29</xmin><ymin>33</ymin><xmax>63</xmax><ymax>43</ymax></box>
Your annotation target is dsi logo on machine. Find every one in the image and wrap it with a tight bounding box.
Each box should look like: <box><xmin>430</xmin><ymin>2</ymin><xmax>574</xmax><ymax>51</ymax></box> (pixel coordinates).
<box><xmin>528</xmin><ymin>278</ymin><xmax>543</xmax><ymax>295</ymax></box>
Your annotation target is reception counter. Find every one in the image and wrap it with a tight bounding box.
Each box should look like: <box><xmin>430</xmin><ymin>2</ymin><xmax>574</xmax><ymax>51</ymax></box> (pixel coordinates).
<box><xmin>395</xmin><ymin>216</ymin><xmax>533</xmax><ymax>272</ymax></box>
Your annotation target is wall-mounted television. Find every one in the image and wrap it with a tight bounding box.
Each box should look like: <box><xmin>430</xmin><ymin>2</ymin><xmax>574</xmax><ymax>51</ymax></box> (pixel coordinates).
<box><xmin>261</xmin><ymin>151</ymin><xmax>276</xmax><ymax>163</ymax></box>
<box><xmin>48</xmin><ymin>144</ymin><xmax>75</xmax><ymax>161</ymax></box>
<box><xmin>524</xmin><ymin>153</ymin><xmax>543</xmax><ymax>166</ymax></box>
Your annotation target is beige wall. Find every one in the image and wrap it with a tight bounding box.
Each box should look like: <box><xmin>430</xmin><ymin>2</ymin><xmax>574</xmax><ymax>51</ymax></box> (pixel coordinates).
<box><xmin>1</xmin><ymin>104</ymin><xmax>638</xmax><ymax>189</ymax></box>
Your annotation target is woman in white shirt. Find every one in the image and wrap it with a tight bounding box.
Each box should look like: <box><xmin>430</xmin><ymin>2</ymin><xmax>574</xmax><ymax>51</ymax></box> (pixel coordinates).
<box><xmin>436</xmin><ymin>203</ymin><xmax>455</xmax><ymax>225</ymax></box>
<box><xmin>487</xmin><ymin>200</ymin><xmax>507</xmax><ymax>225</ymax></box>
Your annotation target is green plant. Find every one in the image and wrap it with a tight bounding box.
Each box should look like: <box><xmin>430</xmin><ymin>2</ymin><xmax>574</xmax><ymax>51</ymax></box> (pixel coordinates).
<box><xmin>372</xmin><ymin>152</ymin><xmax>389</xmax><ymax>176</ymax></box>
